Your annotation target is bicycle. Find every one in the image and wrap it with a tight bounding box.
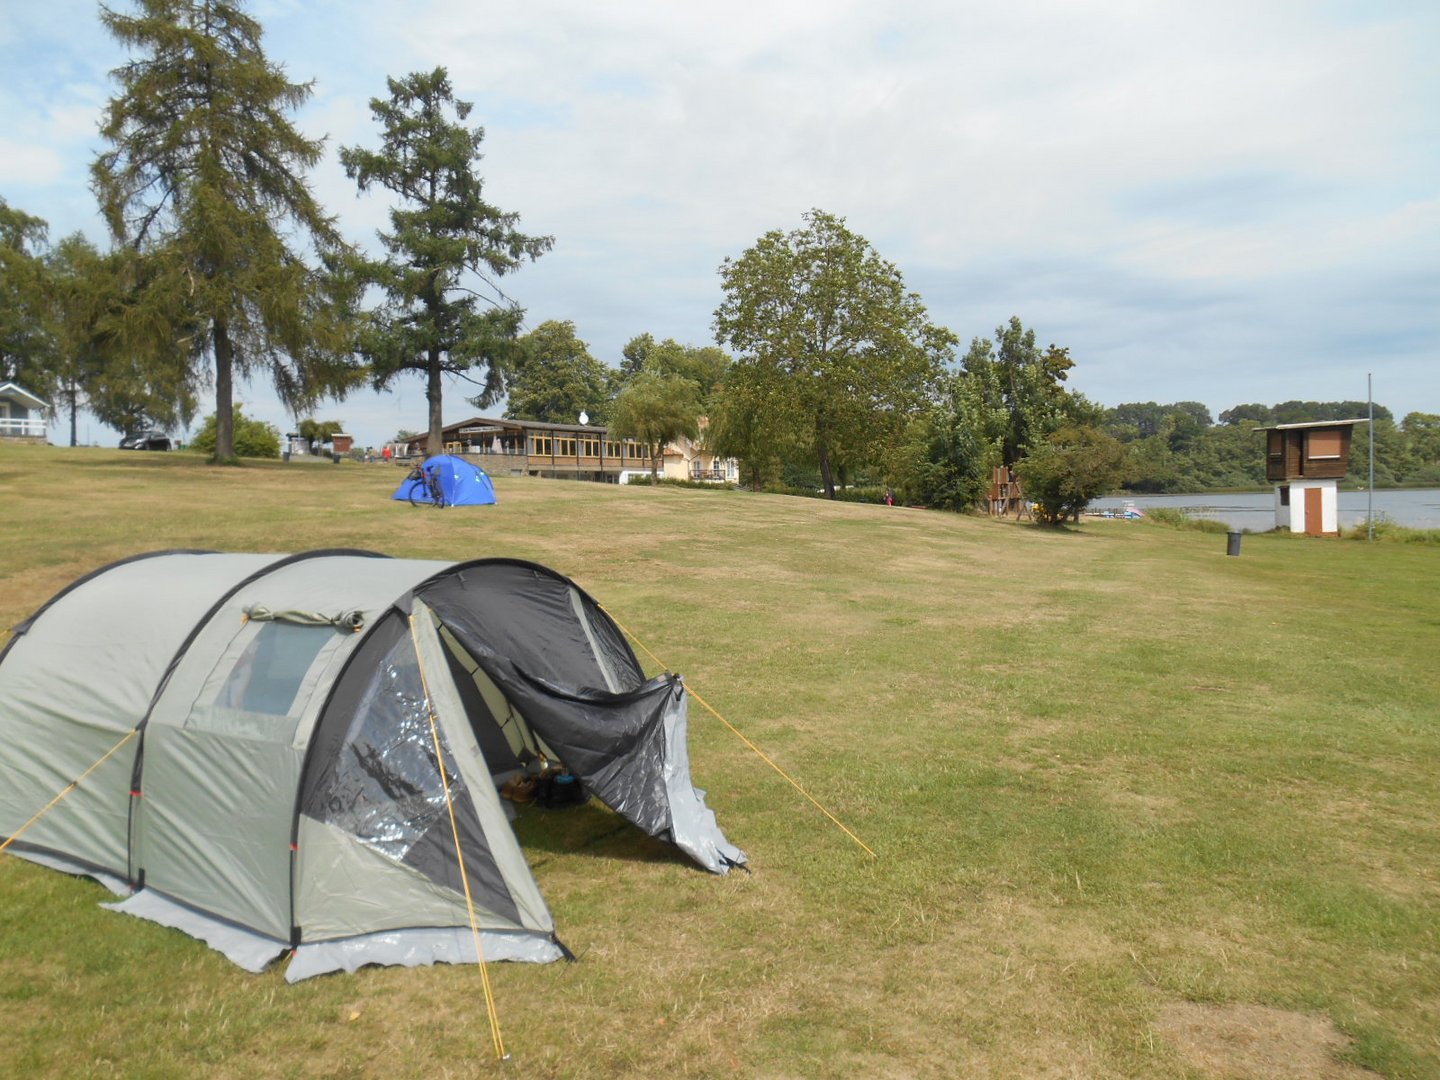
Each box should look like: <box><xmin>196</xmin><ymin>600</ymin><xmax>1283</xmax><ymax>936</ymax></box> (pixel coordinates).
<box><xmin>405</xmin><ymin>463</ymin><xmax>447</xmax><ymax>508</ymax></box>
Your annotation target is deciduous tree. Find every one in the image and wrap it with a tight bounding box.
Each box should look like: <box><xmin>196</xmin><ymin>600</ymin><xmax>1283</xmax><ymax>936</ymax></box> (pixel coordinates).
<box><xmin>297</xmin><ymin>417</ymin><xmax>345</xmax><ymax>454</ymax></box>
<box><xmin>896</xmin><ymin>370</ymin><xmax>996</xmax><ymax>510</ymax></box>
<box><xmin>609</xmin><ymin>371</ymin><xmax>699</xmax><ymax>482</ymax></box>
<box><xmin>1019</xmin><ymin>425</ymin><xmax>1128</xmax><ymax>525</ymax></box>
<box><xmin>506</xmin><ymin>320</ymin><xmax>613</xmax><ymax>424</ymax></box>
<box><xmin>625</xmin><ymin>337</ymin><xmax>730</xmax><ymax>408</ymax></box>
<box><xmin>619</xmin><ymin>333</ymin><xmax>654</xmax><ymax>382</ymax></box>
<box><xmin>1402</xmin><ymin>413</ymin><xmax>1440</xmax><ymax>472</ymax></box>
<box><xmin>0</xmin><ymin>197</ymin><xmax>52</xmax><ymax>391</ymax></box>
<box><xmin>83</xmin><ymin>247</ymin><xmax>202</xmax><ymax>439</ymax></box>
<box><xmin>1218</xmin><ymin>403</ymin><xmax>1274</xmax><ymax>427</ymax></box>
<box><xmin>707</xmin><ymin>367</ymin><xmax>797</xmax><ymax>490</ymax></box>
<box><xmin>42</xmin><ymin>235</ymin><xmax>117</xmax><ymax>446</ymax></box>
<box><xmin>714</xmin><ymin>209</ymin><xmax>955</xmax><ymax>498</ymax></box>
<box><xmin>961</xmin><ymin>317</ymin><xmax>1083</xmax><ymax>466</ymax></box>
<box><xmin>340</xmin><ymin>67</ymin><xmax>552</xmax><ymax>454</ymax></box>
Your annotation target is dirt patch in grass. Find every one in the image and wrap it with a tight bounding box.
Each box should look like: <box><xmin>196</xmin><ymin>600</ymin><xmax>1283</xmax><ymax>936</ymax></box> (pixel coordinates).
<box><xmin>1156</xmin><ymin>1001</ymin><xmax>1378</xmax><ymax>1078</ymax></box>
<box><xmin>1101</xmin><ymin>787</ymin><xmax>1183</xmax><ymax>824</ymax></box>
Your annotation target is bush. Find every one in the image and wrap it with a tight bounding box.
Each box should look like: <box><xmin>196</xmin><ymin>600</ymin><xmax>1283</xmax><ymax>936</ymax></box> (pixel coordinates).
<box><xmin>1142</xmin><ymin>507</ymin><xmax>1230</xmax><ymax>533</ymax></box>
<box><xmin>1019</xmin><ymin>426</ymin><xmax>1127</xmax><ymax>525</ymax></box>
<box><xmin>1188</xmin><ymin>517</ymin><xmax>1231</xmax><ymax>535</ymax></box>
<box><xmin>1343</xmin><ymin>517</ymin><xmax>1440</xmax><ymax>544</ymax></box>
<box><xmin>833</xmin><ymin>486</ymin><xmax>887</xmax><ymax>504</ymax></box>
<box><xmin>760</xmin><ymin>481</ymin><xmax>813</xmax><ymax>498</ymax></box>
<box><xmin>188</xmin><ymin>409</ymin><xmax>282</xmax><ymax>460</ymax></box>
<box><xmin>753</xmin><ymin>483</ymin><xmax>895</xmax><ymax>504</ymax></box>
<box><xmin>641</xmin><ymin>476</ymin><xmax>739</xmax><ymax>491</ymax></box>
<box><xmin>1402</xmin><ymin>463</ymin><xmax>1440</xmax><ymax>486</ymax></box>
<box><xmin>1142</xmin><ymin>506</ymin><xmax>1190</xmax><ymax>528</ymax></box>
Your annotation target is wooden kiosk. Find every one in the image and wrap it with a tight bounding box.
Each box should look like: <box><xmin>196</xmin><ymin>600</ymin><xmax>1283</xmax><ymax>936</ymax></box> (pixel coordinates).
<box><xmin>1254</xmin><ymin>419</ymin><xmax>1367</xmax><ymax>536</ymax></box>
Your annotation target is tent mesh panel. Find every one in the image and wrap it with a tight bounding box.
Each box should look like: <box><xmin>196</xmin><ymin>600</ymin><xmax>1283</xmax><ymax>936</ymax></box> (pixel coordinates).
<box><xmin>302</xmin><ymin>620</ymin><xmax>522</xmax><ymax>927</ymax></box>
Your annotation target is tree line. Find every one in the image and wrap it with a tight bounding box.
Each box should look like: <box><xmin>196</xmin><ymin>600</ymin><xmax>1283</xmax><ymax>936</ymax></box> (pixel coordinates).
<box><xmin>3</xmin><ymin>2</ymin><xmax>1435</xmax><ymax>518</ymax></box>
<box><xmin>1102</xmin><ymin>400</ymin><xmax>1440</xmax><ymax>492</ymax></box>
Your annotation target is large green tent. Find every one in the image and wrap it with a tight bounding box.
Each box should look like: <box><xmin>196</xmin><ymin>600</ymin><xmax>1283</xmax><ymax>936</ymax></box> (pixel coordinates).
<box><xmin>0</xmin><ymin>550</ymin><xmax>744</xmax><ymax>980</ymax></box>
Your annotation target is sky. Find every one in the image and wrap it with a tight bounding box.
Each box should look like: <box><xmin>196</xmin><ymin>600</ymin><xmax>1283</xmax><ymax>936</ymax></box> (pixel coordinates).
<box><xmin>2</xmin><ymin>0</ymin><xmax>1437</xmax><ymax>450</ymax></box>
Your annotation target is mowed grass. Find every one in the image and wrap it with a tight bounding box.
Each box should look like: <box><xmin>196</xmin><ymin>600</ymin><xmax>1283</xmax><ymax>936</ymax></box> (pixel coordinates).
<box><xmin>0</xmin><ymin>442</ymin><xmax>1436</xmax><ymax>1079</ymax></box>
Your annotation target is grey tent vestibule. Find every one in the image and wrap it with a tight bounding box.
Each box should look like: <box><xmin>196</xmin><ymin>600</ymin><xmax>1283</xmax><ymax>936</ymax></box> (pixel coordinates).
<box><xmin>0</xmin><ymin>550</ymin><xmax>744</xmax><ymax>981</ymax></box>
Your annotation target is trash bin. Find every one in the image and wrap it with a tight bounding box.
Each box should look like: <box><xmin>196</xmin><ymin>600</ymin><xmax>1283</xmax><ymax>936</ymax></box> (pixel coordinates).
<box><xmin>1226</xmin><ymin>531</ymin><xmax>1242</xmax><ymax>557</ymax></box>
<box><xmin>332</xmin><ymin>452</ymin><xmax>341</xmax><ymax>464</ymax></box>
<box><xmin>282</xmin><ymin>450</ymin><xmax>290</xmax><ymax>462</ymax></box>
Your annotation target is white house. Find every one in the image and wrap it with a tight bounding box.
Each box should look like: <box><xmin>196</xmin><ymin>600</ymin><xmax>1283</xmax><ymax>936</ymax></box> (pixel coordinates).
<box><xmin>0</xmin><ymin>382</ymin><xmax>49</xmax><ymax>441</ymax></box>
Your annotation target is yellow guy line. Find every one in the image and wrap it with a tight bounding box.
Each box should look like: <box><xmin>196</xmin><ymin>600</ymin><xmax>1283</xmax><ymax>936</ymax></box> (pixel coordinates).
<box><xmin>408</xmin><ymin>615</ymin><xmax>508</xmax><ymax>1062</ymax></box>
<box><xmin>602</xmin><ymin>608</ymin><xmax>876</xmax><ymax>860</ymax></box>
<box><xmin>1</xmin><ymin>728</ymin><xmax>138</xmax><ymax>855</ymax></box>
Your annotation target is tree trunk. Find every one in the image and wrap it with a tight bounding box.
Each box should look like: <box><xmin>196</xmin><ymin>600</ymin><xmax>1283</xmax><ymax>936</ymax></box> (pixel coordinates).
<box><xmin>427</xmin><ymin>348</ymin><xmax>444</xmax><ymax>456</ymax></box>
<box><xmin>817</xmin><ymin>441</ymin><xmax>836</xmax><ymax>498</ymax></box>
<box><xmin>649</xmin><ymin>442</ymin><xmax>659</xmax><ymax>483</ymax></box>
<box><xmin>67</xmin><ymin>386</ymin><xmax>78</xmax><ymax>447</ymax></box>
<box><xmin>214</xmin><ymin>318</ymin><xmax>234</xmax><ymax>460</ymax></box>
<box><xmin>815</xmin><ymin>413</ymin><xmax>836</xmax><ymax>498</ymax></box>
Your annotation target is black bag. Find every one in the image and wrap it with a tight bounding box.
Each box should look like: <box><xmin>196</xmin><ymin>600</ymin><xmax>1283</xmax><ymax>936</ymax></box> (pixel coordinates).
<box><xmin>534</xmin><ymin>771</ymin><xmax>587</xmax><ymax>809</ymax></box>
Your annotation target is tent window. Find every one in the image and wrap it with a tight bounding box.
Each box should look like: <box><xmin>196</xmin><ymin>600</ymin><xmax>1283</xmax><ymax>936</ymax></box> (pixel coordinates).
<box><xmin>322</xmin><ymin>639</ymin><xmax>450</xmax><ymax>861</ymax></box>
<box><xmin>216</xmin><ymin>622</ymin><xmax>331</xmax><ymax>716</ymax></box>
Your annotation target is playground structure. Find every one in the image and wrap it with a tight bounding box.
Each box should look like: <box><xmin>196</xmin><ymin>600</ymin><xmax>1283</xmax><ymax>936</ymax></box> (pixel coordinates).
<box><xmin>987</xmin><ymin>466</ymin><xmax>1031</xmax><ymax>519</ymax></box>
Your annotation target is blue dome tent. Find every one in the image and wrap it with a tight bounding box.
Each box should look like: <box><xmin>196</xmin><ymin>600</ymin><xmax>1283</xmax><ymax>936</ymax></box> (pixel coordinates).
<box><xmin>393</xmin><ymin>454</ymin><xmax>497</xmax><ymax>507</ymax></box>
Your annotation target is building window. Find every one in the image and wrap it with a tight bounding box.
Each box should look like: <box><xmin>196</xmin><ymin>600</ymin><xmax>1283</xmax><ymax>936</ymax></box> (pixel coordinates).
<box><xmin>1307</xmin><ymin>429</ymin><xmax>1342</xmax><ymax>459</ymax></box>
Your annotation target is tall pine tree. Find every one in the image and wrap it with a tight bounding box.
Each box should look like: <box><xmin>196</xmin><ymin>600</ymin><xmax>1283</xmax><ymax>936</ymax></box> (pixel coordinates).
<box><xmin>91</xmin><ymin>0</ymin><xmax>358</xmax><ymax>461</ymax></box>
<box><xmin>340</xmin><ymin>68</ymin><xmax>553</xmax><ymax>454</ymax></box>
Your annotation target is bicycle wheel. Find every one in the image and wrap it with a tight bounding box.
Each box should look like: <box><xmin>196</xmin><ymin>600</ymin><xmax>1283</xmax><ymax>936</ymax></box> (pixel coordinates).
<box><xmin>408</xmin><ymin>474</ymin><xmax>427</xmax><ymax>507</ymax></box>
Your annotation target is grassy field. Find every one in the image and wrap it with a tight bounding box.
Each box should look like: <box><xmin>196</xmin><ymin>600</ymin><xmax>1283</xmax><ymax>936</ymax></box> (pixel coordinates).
<box><xmin>1</xmin><ymin>443</ymin><xmax>1436</xmax><ymax>1079</ymax></box>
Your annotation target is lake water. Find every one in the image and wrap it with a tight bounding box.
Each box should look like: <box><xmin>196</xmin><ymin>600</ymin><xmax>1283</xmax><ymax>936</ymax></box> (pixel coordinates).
<box><xmin>1087</xmin><ymin>488</ymin><xmax>1440</xmax><ymax>531</ymax></box>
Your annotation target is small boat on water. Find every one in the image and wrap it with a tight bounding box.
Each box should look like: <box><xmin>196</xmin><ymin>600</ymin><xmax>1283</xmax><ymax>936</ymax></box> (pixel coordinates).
<box><xmin>1088</xmin><ymin>500</ymin><xmax>1144</xmax><ymax>520</ymax></box>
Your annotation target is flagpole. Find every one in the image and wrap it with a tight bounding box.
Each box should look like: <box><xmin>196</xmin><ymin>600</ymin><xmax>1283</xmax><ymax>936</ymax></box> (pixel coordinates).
<box><xmin>1367</xmin><ymin>373</ymin><xmax>1374</xmax><ymax>542</ymax></box>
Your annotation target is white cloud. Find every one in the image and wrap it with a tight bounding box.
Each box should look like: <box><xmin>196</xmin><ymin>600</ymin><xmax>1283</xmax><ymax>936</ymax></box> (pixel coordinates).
<box><xmin>0</xmin><ymin>139</ymin><xmax>67</xmax><ymax>187</ymax></box>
